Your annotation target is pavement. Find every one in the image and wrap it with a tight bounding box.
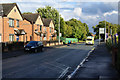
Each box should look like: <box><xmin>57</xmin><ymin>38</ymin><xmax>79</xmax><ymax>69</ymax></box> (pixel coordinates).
<box><xmin>73</xmin><ymin>42</ymin><xmax>120</xmax><ymax>80</ymax></box>
<box><xmin>2</xmin><ymin>42</ymin><xmax>96</xmax><ymax>79</ymax></box>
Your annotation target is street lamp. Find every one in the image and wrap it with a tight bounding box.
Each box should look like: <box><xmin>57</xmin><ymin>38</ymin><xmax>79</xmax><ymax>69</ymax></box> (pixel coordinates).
<box><xmin>105</xmin><ymin>16</ymin><xmax>106</xmax><ymax>43</ymax></box>
<box><xmin>58</xmin><ymin>3</ymin><xmax>60</xmax><ymax>44</ymax></box>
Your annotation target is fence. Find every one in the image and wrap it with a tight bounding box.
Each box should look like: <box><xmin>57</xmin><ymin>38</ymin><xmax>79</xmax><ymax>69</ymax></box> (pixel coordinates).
<box><xmin>57</xmin><ymin>37</ymin><xmax>78</xmax><ymax>44</ymax></box>
<box><xmin>106</xmin><ymin>34</ymin><xmax>120</xmax><ymax>72</ymax></box>
<box><xmin>42</xmin><ymin>40</ymin><xmax>63</xmax><ymax>46</ymax></box>
<box><xmin>2</xmin><ymin>42</ymin><xmax>24</xmax><ymax>53</ymax></box>
<box><xmin>2</xmin><ymin>40</ymin><xmax>63</xmax><ymax>53</ymax></box>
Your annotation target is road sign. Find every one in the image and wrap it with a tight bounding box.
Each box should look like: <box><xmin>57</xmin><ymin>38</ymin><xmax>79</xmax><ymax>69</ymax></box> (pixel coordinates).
<box><xmin>99</xmin><ymin>28</ymin><xmax>105</xmax><ymax>34</ymax></box>
<box><xmin>60</xmin><ymin>33</ymin><xmax>62</xmax><ymax>37</ymax></box>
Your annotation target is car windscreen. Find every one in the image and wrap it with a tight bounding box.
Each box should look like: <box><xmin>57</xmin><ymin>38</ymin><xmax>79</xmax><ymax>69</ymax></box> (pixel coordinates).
<box><xmin>27</xmin><ymin>41</ymin><xmax>38</xmax><ymax>46</ymax></box>
<box><xmin>87</xmin><ymin>39</ymin><xmax>92</xmax><ymax>41</ymax></box>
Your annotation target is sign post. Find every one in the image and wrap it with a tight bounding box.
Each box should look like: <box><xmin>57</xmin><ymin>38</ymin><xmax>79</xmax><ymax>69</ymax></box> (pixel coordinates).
<box><xmin>99</xmin><ymin>28</ymin><xmax>105</xmax><ymax>44</ymax></box>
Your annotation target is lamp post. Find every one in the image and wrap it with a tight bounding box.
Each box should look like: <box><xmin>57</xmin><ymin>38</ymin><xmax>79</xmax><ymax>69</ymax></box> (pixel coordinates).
<box><xmin>105</xmin><ymin>16</ymin><xmax>106</xmax><ymax>43</ymax></box>
<box><xmin>58</xmin><ymin>3</ymin><xmax>60</xmax><ymax>44</ymax></box>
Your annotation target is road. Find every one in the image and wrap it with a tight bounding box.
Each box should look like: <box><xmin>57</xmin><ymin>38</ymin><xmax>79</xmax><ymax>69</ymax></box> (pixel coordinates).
<box><xmin>2</xmin><ymin>41</ymin><xmax>98</xmax><ymax>79</ymax></box>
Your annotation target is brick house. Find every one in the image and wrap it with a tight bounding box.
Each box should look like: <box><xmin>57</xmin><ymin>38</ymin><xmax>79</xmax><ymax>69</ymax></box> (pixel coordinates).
<box><xmin>42</xmin><ymin>18</ymin><xmax>57</xmax><ymax>41</ymax></box>
<box><xmin>0</xmin><ymin>3</ymin><xmax>57</xmax><ymax>42</ymax></box>
<box><xmin>22</xmin><ymin>13</ymin><xmax>44</xmax><ymax>41</ymax></box>
<box><xmin>0</xmin><ymin>3</ymin><xmax>26</xmax><ymax>42</ymax></box>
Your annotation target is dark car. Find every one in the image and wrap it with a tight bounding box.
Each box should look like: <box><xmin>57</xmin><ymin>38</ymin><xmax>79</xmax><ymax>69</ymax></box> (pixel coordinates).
<box><xmin>24</xmin><ymin>41</ymin><xmax>44</xmax><ymax>53</ymax></box>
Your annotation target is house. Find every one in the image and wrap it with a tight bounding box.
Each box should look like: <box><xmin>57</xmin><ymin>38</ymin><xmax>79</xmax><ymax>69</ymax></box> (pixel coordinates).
<box><xmin>42</xmin><ymin>18</ymin><xmax>56</xmax><ymax>41</ymax></box>
<box><xmin>0</xmin><ymin>3</ymin><xmax>57</xmax><ymax>43</ymax></box>
<box><xmin>22</xmin><ymin>13</ymin><xmax>44</xmax><ymax>41</ymax></box>
<box><xmin>0</xmin><ymin>3</ymin><xmax>26</xmax><ymax>42</ymax></box>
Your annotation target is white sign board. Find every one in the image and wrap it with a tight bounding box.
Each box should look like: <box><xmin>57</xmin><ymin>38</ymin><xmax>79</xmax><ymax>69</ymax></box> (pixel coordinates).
<box><xmin>60</xmin><ymin>33</ymin><xmax>62</xmax><ymax>37</ymax></box>
<box><xmin>99</xmin><ymin>28</ymin><xmax>105</xmax><ymax>34</ymax></box>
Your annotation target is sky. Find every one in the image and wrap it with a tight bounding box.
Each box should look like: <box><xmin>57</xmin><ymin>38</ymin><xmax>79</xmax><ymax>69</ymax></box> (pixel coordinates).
<box><xmin>0</xmin><ymin>0</ymin><xmax>119</xmax><ymax>33</ymax></box>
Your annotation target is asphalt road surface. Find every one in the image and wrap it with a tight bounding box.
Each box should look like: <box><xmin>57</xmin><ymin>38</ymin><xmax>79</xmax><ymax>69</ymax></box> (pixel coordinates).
<box><xmin>2</xmin><ymin>41</ymin><xmax>98</xmax><ymax>79</ymax></box>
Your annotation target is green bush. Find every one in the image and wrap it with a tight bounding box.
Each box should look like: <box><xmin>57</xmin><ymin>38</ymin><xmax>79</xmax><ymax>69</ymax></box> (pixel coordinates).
<box><xmin>106</xmin><ymin>38</ymin><xmax>120</xmax><ymax>72</ymax></box>
<box><xmin>106</xmin><ymin>38</ymin><xmax>112</xmax><ymax>50</ymax></box>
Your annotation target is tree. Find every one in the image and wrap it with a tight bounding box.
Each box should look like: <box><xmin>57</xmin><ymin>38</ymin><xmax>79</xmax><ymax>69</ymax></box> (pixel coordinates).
<box><xmin>93</xmin><ymin>21</ymin><xmax>119</xmax><ymax>39</ymax></box>
<box><xmin>22</xmin><ymin>12</ymin><xmax>33</xmax><ymax>14</ymax></box>
<box><xmin>64</xmin><ymin>24</ymin><xmax>72</xmax><ymax>37</ymax></box>
<box><xmin>60</xmin><ymin>17</ymin><xmax>66</xmax><ymax>37</ymax></box>
<box><xmin>65</xmin><ymin>18</ymin><xmax>88</xmax><ymax>40</ymax></box>
<box><xmin>83</xmin><ymin>23</ymin><xmax>89</xmax><ymax>36</ymax></box>
<box><xmin>36</xmin><ymin>6</ymin><xmax>59</xmax><ymax>34</ymax></box>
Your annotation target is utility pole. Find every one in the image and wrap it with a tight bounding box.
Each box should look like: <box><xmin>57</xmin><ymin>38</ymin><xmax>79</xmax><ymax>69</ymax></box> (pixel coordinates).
<box><xmin>58</xmin><ymin>3</ymin><xmax>60</xmax><ymax>44</ymax></box>
<box><xmin>99</xmin><ymin>28</ymin><xmax>100</xmax><ymax>45</ymax></box>
<box><xmin>105</xmin><ymin>16</ymin><xmax>106</xmax><ymax>43</ymax></box>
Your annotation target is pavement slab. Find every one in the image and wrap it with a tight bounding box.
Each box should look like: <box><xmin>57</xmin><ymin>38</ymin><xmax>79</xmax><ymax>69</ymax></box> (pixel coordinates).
<box><xmin>74</xmin><ymin>43</ymin><xmax>120</xmax><ymax>80</ymax></box>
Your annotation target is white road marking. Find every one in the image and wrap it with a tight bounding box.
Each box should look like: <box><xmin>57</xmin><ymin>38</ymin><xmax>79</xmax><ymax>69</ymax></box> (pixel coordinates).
<box><xmin>67</xmin><ymin>47</ymin><xmax>95</xmax><ymax>80</ymax></box>
<box><xmin>57</xmin><ymin>67</ymin><xmax>70</xmax><ymax>79</ymax></box>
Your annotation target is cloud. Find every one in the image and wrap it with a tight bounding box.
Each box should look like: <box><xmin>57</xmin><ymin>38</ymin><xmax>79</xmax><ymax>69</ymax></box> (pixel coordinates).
<box><xmin>0</xmin><ymin>0</ymin><xmax>118</xmax><ymax>33</ymax></box>
<box><xmin>103</xmin><ymin>10</ymin><xmax>118</xmax><ymax>16</ymax></box>
<box><xmin>73</xmin><ymin>7</ymin><xmax>82</xmax><ymax>17</ymax></box>
<box><xmin>61</xmin><ymin>0</ymin><xmax>119</xmax><ymax>2</ymax></box>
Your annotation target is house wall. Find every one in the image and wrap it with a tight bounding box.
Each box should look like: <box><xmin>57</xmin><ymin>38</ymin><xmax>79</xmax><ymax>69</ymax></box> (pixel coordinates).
<box><xmin>33</xmin><ymin>24</ymin><xmax>39</xmax><ymax>41</ymax></box>
<box><xmin>20</xmin><ymin>19</ymin><xmax>32</xmax><ymax>42</ymax></box>
<box><xmin>1</xmin><ymin>5</ymin><xmax>25</xmax><ymax>42</ymax></box>
<box><xmin>34</xmin><ymin>15</ymin><xmax>44</xmax><ymax>41</ymax></box>
<box><xmin>47</xmin><ymin>21</ymin><xmax>55</xmax><ymax>40</ymax></box>
<box><xmin>2</xmin><ymin>17</ymin><xmax>24</xmax><ymax>42</ymax></box>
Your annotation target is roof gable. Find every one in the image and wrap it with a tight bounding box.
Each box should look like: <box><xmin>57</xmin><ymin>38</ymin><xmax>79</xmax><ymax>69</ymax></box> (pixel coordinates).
<box><xmin>49</xmin><ymin>20</ymin><xmax>54</xmax><ymax>28</ymax></box>
<box><xmin>7</xmin><ymin>6</ymin><xmax>23</xmax><ymax>20</ymax></box>
<box><xmin>42</xmin><ymin>18</ymin><xmax>52</xmax><ymax>27</ymax></box>
<box><xmin>0</xmin><ymin>3</ymin><xmax>23</xmax><ymax>20</ymax></box>
<box><xmin>22</xmin><ymin>14</ymin><xmax>40</xmax><ymax>24</ymax></box>
<box><xmin>35</xmin><ymin>15</ymin><xmax>43</xmax><ymax>25</ymax></box>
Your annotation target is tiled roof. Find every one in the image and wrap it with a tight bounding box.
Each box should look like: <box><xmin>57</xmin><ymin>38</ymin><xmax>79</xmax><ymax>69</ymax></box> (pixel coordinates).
<box><xmin>22</xmin><ymin>13</ymin><xmax>40</xmax><ymax>24</ymax></box>
<box><xmin>0</xmin><ymin>3</ymin><xmax>22</xmax><ymax>17</ymax></box>
<box><xmin>42</xmin><ymin>18</ymin><xmax>52</xmax><ymax>27</ymax></box>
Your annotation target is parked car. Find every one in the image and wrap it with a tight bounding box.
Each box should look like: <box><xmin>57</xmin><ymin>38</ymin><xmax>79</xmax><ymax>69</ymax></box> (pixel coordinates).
<box><xmin>24</xmin><ymin>41</ymin><xmax>44</xmax><ymax>53</ymax></box>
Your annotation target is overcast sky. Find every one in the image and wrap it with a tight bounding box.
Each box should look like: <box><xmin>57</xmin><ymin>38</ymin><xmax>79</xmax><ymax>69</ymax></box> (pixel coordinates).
<box><xmin>0</xmin><ymin>0</ymin><xmax>119</xmax><ymax>33</ymax></box>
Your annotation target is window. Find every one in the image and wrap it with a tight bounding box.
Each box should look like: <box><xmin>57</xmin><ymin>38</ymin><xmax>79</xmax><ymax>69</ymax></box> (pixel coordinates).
<box><xmin>45</xmin><ymin>26</ymin><xmax>46</xmax><ymax>32</ymax></box>
<box><xmin>50</xmin><ymin>27</ymin><xmax>51</xmax><ymax>33</ymax></box>
<box><xmin>9</xmin><ymin>18</ymin><xmax>14</xmax><ymax>27</ymax></box>
<box><xmin>40</xmin><ymin>37</ymin><xmax>42</xmax><ymax>41</ymax></box>
<box><xmin>0</xmin><ymin>34</ymin><xmax>1</xmax><ymax>42</ymax></box>
<box><xmin>49</xmin><ymin>36</ymin><xmax>51</xmax><ymax>40</ymax></box>
<box><xmin>16</xmin><ymin>20</ymin><xmax>19</xmax><ymax>27</ymax></box>
<box><xmin>40</xmin><ymin>25</ymin><xmax>42</xmax><ymax>31</ymax></box>
<box><xmin>9</xmin><ymin>34</ymin><xmax>14</xmax><ymax>42</ymax></box>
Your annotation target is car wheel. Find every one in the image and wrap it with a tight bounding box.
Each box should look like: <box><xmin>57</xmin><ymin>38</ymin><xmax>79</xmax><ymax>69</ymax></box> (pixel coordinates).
<box><xmin>35</xmin><ymin>49</ymin><xmax>38</xmax><ymax>53</ymax></box>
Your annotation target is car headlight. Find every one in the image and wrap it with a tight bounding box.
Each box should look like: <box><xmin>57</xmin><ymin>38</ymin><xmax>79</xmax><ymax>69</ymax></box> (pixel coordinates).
<box><xmin>31</xmin><ymin>46</ymin><xmax>35</xmax><ymax>48</ymax></box>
